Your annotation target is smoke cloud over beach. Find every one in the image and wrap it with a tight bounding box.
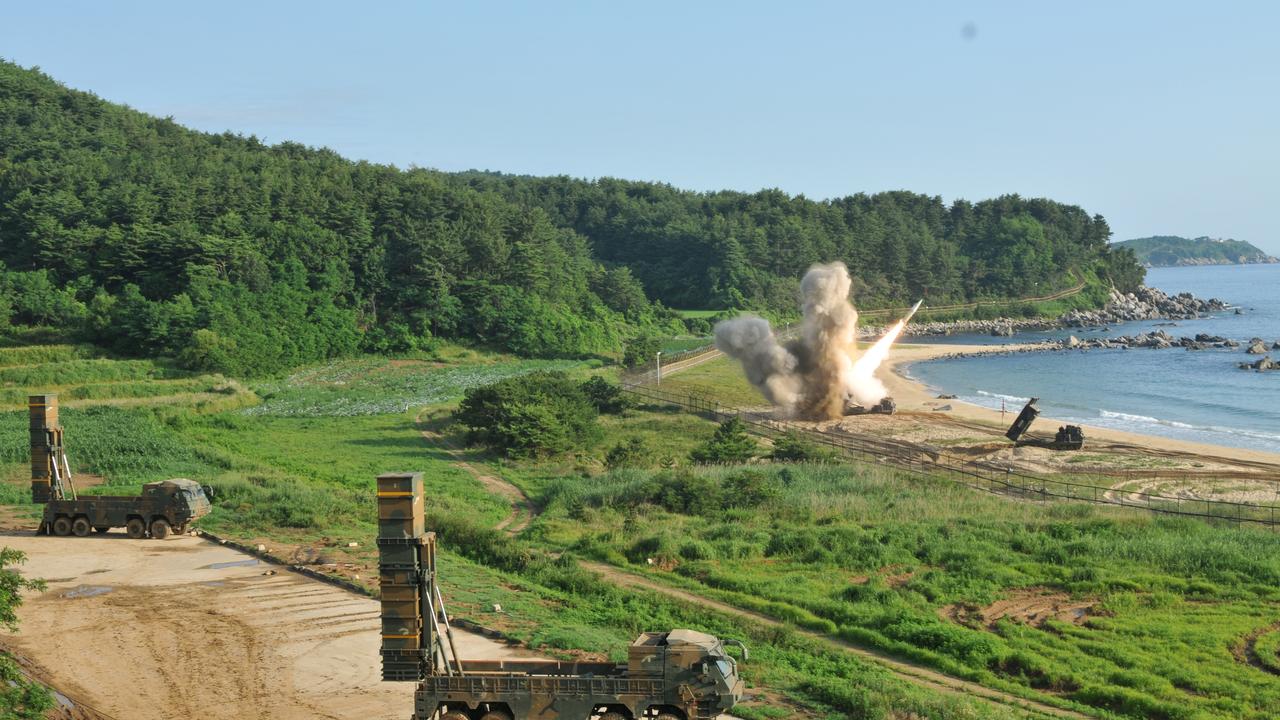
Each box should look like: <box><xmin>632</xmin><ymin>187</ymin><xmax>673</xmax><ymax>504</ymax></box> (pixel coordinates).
<box><xmin>713</xmin><ymin>262</ymin><xmax>904</xmax><ymax>419</ymax></box>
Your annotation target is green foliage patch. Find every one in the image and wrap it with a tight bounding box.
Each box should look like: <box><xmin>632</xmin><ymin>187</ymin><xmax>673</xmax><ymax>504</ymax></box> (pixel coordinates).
<box><xmin>246</xmin><ymin>356</ymin><xmax>581</xmax><ymax>417</ymax></box>
<box><xmin>530</xmin><ymin>462</ymin><xmax>1280</xmax><ymax>719</ymax></box>
<box><xmin>0</xmin><ymin>60</ymin><xmax>1139</xmax><ymax>378</ymax></box>
<box><xmin>0</xmin><ymin>549</ymin><xmax>52</xmax><ymax>719</ymax></box>
<box><xmin>690</xmin><ymin>417</ymin><xmax>760</xmax><ymax>464</ymax></box>
<box><xmin>457</xmin><ymin>371</ymin><xmax>609</xmax><ymax>457</ymax></box>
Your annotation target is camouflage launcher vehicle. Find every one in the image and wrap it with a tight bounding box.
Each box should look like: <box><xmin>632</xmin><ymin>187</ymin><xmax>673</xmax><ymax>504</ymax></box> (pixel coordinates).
<box><xmin>29</xmin><ymin>394</ymin><xmax>212</xmax><ymax>538</ymax></box>
<box><xmin>1004</xmin><ymin>398</ymin><xmax>1085</xmax><ymax>451</ymax></box>
<box><xmin>375</xmin><ymin>472</ymin><xmax>747</xmax><ymax>720</ymax></box>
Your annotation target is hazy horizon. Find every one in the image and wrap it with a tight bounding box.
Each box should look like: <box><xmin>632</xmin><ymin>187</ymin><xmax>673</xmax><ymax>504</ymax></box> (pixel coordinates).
<box><xmin>3</xmin><ymin>1</ymin><xmax>1276</xmax><ymax>253</ymax></box>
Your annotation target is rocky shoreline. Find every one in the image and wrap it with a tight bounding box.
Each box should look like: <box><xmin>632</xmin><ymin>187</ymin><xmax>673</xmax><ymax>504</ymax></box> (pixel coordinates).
<box><xmin>883</xmin><ymin>284</ymin><xmax>1280</xmax><ymax>372</ymax></box>
<box><xmin>929</xmin><ymin>333</ymin><xmax>1280</xmax><ymax>373</ymax></box>
<box><xmin>861</xmin><ymin>285</ymin><xmax>1232</xmax><ymax>339</ymax></box>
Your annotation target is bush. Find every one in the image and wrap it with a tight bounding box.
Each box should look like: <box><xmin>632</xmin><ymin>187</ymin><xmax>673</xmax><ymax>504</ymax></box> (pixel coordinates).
<box><xmin>769</xmin><ymin>431</ymin><xmax>839</xmax><ymax>463</ymax></box>
<box><xmin>579</xmin><ymin>376</ymin><xmax>629</xmax><ymax>414</ymax></box>
<box><xmin>605</xmin><ymin>437</ymin><xmax>653</xmax><ymax>469</ymax></box>
<box><xmin>722</xmin><ymin>469</ymin><xmax>781</xmax><ymax>508</ymax></box>
<box><xmin>690</xmin><ymin>417</ymin><xmax>758</xmax><ymax>464</ymax></box>
<box><xmin>456</xmin><ymin>370</ymin><xmax>601</xmax><ymax>457</ymax></box>
<box><xmin>656</xmin><ymin>470</ymin><xmax>724</xmax><ymax>515</ymax></box>
<box><xmin>622</xmin><ymin>334</ymin><xmax>661</xmax><ymax>369</ymax></box>
<box><xmin>0</xmin><ymin>548</ymin><xmax>53</xmax><ymax>718</ymax></box>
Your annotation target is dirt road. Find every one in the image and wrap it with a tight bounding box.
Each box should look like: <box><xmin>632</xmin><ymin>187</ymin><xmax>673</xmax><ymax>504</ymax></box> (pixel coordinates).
<box><xmin>416</xmin><ymin>425</ymin><xmax>1077</xmax><ymax>719</ymax></box>
<box><xmin>416</xmin><ymin>416</ymin><xmax>534</xmax><ymax>535</ymax></box>
<box><xmin>579</xmin><ymin>561</ymin><xmax>1085</xmax><ymax>720</ymax></box>
<box><xmin>2</xmin><ymin>532</ymin><xmax>534</xmax><ymax>720</ymax></box>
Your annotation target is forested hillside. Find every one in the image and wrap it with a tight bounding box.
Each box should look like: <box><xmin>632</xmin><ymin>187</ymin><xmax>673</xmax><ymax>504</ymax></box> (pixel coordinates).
<box><xmin>0</xmin><ymin>61</ymin><xmax>1143</xmax><ymax>374</ymax></box>
<box><xmin>449</xmin><ymin>173</ymin><xmax>1143</xmax><ymax>310</ymax></box>
<box><xmin>1116</xmin><ymin>235</ymin><xmax>1278</xmax><ymax>267</ymax></box>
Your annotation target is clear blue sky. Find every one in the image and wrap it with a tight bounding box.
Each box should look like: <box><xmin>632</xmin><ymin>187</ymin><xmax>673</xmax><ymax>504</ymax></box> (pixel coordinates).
<box><xmin>3</xmin><ymin>1</ymin><xmax>1277</xmax><ymax>252</ymax></box>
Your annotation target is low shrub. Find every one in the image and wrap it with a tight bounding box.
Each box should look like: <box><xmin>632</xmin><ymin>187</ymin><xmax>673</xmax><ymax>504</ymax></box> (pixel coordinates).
<box><xmin>457</xmin><ymin>370</ymin><xmax>601</xmax><ymax>457</ymax></box>
<box><xmin>689</xmin><ymin>418</ymin><xmax>758</xmax><ymax>464</ymax></box>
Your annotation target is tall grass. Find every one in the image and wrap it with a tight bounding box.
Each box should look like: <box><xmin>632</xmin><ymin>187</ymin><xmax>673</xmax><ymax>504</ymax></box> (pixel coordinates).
<box><xmin>0</xmin><ymin>406</ymin><xmax>222</xmax><ymax>485</ymax></box>
<box><xmin>0</xmin><ymin>343</ymin><xmax>99</xmax><ymax>367</ymax></box>
<box><xmin>246</xmin><ymin>357</ymin><xmax>584</xmax><ymax>417</ymax></box>
<box><xmin>0</xmin><ymin>358</ymin><xmax>189</xmax><ymax>385</ymax></box>
<box><xmin>0</xmin><ymin>376</ymin><xmax>230</xmax><ymax>406</ymax></box>
<box><xmin>531</xmin><ymin>463</ymin><xmax>1280</xmax><ymax>719</ymax></box>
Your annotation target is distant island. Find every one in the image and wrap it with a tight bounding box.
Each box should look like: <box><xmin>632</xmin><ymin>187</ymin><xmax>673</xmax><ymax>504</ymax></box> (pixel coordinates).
<box><xmin>1115</xmin><ymin>235</ymin><xmax>1278</xmax><ymax>267</ymax></box>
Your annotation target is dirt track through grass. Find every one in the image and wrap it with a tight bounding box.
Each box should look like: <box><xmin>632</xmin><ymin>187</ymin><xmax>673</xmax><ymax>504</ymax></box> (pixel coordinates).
<box><xmin>414</xmin><ymin>411</ymin><xmax>534</xmax><ymax>535</ymax></box>
<box><xmin>577</xmin><ymin>560</ymin><xmax>1086</xmax><ymax>720</ymax></box>
<box><xmin>414</xmin><ymin>412</ymin><xmax>1088</xmax><ymax>719</ymax></box>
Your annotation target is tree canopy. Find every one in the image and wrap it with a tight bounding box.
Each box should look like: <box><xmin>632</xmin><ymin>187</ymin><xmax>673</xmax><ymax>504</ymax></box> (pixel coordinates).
<box><xmin>0</xmin><ymin>60</ymin><xmax>1144</xmax><ymax>374</ymax></box>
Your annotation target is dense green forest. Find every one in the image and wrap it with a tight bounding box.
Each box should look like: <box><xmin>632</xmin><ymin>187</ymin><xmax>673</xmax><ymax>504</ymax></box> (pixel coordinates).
<box><xmin>448</xmin><ymin>173</ymin><xmax>1142</xmax><ymax>310</ymax></box>
<box><xmin>0</xmin><ymin>60</ymin><xmax>1142</xmax><ymax>374</ymax></box>
<box><xmin>1115</xmin><ymin>235</ymin><xmax>1278</xmax><ymax>267</ymax></box>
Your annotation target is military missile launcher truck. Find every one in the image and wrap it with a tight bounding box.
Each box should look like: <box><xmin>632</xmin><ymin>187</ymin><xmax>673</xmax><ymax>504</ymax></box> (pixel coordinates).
<box><xmin>1004</xmin><ymin>398</ymin><xmax>1085</xmax><ymax>451</ymax></box>
<box><xmin>29</xmin><ymin>394</ymin><xmax>212</xmax><ymax>538</ymax></box>
<box><xmin>375</xmin><ymin>472</ymin><xmax>746</xmax><ymax>720</ymax></box>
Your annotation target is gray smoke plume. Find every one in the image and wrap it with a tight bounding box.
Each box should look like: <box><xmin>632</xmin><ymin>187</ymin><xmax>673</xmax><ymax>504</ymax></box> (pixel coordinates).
<box><xmin>714</xmin><ymin>262</ymin><xmax>888</xmax><ymax>419</ymax></box>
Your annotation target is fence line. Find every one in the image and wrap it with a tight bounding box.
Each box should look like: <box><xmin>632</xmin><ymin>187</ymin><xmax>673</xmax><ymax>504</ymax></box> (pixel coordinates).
<box><xmin>620</xmin><ymin>383</ymin><xmax>1280</xmax><ymax>529</ymax></box>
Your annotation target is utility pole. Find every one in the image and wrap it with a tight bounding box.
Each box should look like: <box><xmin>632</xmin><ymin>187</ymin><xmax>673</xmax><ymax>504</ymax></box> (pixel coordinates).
<box><xmin>655</xmin><ymin>351</ymin><xmax>663</xmax><ymax>385</ymax></box>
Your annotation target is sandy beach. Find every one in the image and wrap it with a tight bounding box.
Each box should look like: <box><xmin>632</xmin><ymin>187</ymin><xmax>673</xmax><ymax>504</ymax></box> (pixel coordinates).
<box><xmin>873</xmin><ymin>341</ymin><xmax>1280</xmax><ymax>479</ymax></box>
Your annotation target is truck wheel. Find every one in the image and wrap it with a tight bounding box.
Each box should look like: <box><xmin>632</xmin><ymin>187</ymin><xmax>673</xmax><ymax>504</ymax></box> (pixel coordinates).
<box><xmin>174</xmin><ymin>523</ymin><xmax>188</xmax><ymax>536</ymax></box>
<box><xmin>440</xmin><ymin>712</ymin><xmax>468</xmax><ymax>720</ymax></box>
<box><xmin>600</xmin><ymin>714</ymin><xmax>628</xmax><ymax>720</ymax></box>
<box><xmin>149</xmin><ymin>519</ymin><xmax>171</xmax><ymax>540</ymax></box>
<box><xmin>654</xmin><ymin>714</ymin><xmax>681</xmax><ymax>720</ymax></box>
<box><xmin>71</xmin><ymin>517</ymin><xmax>91</xmax><ymax>537</ymax></box>
<box><xmin>52</xmin><ymin>517</ymin><xmax>72</xmax><ymax>536</ymax></box>
<box><xmin>126</xmin><ymin>518</ymin><xmax>146</xmax><ymax>539</ymax></box>
<box><xmin>479</xmin><ymin>711</ymin><xmax>512</xmax><ymax>720</ymax></box>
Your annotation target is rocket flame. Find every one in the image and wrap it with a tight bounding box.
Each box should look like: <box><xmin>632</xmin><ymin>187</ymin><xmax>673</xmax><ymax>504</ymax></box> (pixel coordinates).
<box><xmin>849</xmin><ymin>318</ymin><xmax>906</xmax><ymax>406</ymax></box>
<box><xmin>714</xmin><ymin>262</ymin><xmax>914</xmax><ymax>420</ymax></box>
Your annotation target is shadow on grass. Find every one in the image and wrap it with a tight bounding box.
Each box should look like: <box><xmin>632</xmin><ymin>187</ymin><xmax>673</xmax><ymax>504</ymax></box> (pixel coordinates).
<box><xmin>635</xmin><ymin>402</ymin><xmax>684</xmax><ymax>415</ymax></box>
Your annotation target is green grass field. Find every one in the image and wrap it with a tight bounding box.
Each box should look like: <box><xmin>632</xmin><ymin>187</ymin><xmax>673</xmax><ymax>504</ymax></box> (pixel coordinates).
<box><xmin>3</xmin><ymin>340</ymin><xmax>1280</xmax><ymax>719</ymax></box>
<box><xmin>525</xmin><ymin>463</ymin><xmax>1280</xmax><ymax>719</ymax></box>
<box><xmin>658</xmin><ymin>336</ymin><xmax>714</xmax><ymax>354</ymax></box>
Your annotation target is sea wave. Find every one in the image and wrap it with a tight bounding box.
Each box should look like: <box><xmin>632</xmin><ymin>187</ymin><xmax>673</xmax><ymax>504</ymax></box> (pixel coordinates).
<box><xmin>1098</xmin><ymin>409</ymin><xmax>1196</xmax><ymax>429</ymax></box>
<box><xmin>1097</xmin><ymin>409</ymin><xmax>1280</xmax><ymax>443</ymax></box>
<box><xmin>976</xmin><ymin>390</ymin><xmax>1031</xmax><ymax>404</ymax></box>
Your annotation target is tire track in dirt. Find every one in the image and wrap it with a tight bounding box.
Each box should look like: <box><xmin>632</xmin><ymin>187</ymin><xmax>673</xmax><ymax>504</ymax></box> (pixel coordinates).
<box><xmin>414</xmin><ymin>411</ymin><xmax>534</xmax><ymax>535</ymax></box>
<box><xmin>579</xmin><ymin>561</ymin><xmax>1088</xmax><ymax>720</ymax></box>
<box><xmin>1231</xmin><ymin>619</ymin><xmax>1280</xmax><ymax>675</ymax></box>
<box><xmin>415</xmin><ymin>408</ymin><xmax>1088</xmax><ymax>719</ymax></box>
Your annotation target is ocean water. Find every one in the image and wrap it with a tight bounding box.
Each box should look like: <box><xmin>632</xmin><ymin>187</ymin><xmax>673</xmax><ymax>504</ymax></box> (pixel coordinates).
<box><xmin>906</xmin><ymin>264</ymin><xmax>1280</xmax><ymax>453</ymax></box>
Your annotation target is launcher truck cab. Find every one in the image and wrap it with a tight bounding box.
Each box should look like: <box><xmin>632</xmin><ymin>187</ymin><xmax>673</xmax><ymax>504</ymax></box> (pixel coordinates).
<box><xmin>40</xmin><ymin>478</ymin><xmax>212</xmax><ymax>538</ymax></box>
<box><xmin>28</xmin><ymin>394</ymin><xmax>212</xmax><ymax>538</ymax></box>
<box><xmin>375</xmin><ymin>472</ymin><xmax>746</xmax><ymax>720</ymax></box>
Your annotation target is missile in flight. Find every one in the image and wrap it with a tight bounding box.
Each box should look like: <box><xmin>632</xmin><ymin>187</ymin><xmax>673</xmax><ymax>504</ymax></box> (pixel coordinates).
<box><xmin>903</xmin><ymin>299</ymin><xmax>924</xmax><ymax>323</ymax></box>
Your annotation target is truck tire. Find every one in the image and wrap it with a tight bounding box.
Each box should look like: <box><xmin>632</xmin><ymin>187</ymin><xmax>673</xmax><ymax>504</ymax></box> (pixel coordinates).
<box><xmin>174</xmin><ymin>523</ymin><xmax>188</xmax><ymax>536</ymax></box>
<box><xmin>655</xmin><ymin>714</ymin><xmax>681</xmax><ymax>720</ymax></box>
<box><xmin>126</xmin><ymin>518</ymin><xmax>146</xmax><ymax>539</ymax></box>
<box><xmin>150</xmin><ymin>519</ymin><xmax>171</xmax><ymax>540</ymax></box>
<box><xmin>600</xmin><ymin>713</ymin><xmax>628</xmax><ymax>720</ymax></box>
<box><xmin>479</xmin><ymin>711</ymin><xmax>512</xmax><ymax>720</ymax></box>
<box><xmin>71</xmin><ymin>517</ymin><xmax>91</xmax><ymax>537</ymax></box>
<box><xmin>52</xmin><ymin>516</ymin><xmax>72</xmax><ymax>536</ymax></box>
<box><xmin>440</xmin><ymin>712</ymin><xmax>468</xmax><ymax>720</ymax></box>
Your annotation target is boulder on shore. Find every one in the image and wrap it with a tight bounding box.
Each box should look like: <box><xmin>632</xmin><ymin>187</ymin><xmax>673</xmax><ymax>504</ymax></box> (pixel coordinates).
<box><xmin>1247</xmin><ymin>340</ymin><xmax>1268</xmax><ymax>355</ymax></box>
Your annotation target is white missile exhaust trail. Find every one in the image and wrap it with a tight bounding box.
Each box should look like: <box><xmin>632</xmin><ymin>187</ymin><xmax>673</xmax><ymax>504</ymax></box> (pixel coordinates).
<box><xmin>714</xmin><ymin>259</ymin><xmax>923</xmax><ymax>419</ymax></box>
